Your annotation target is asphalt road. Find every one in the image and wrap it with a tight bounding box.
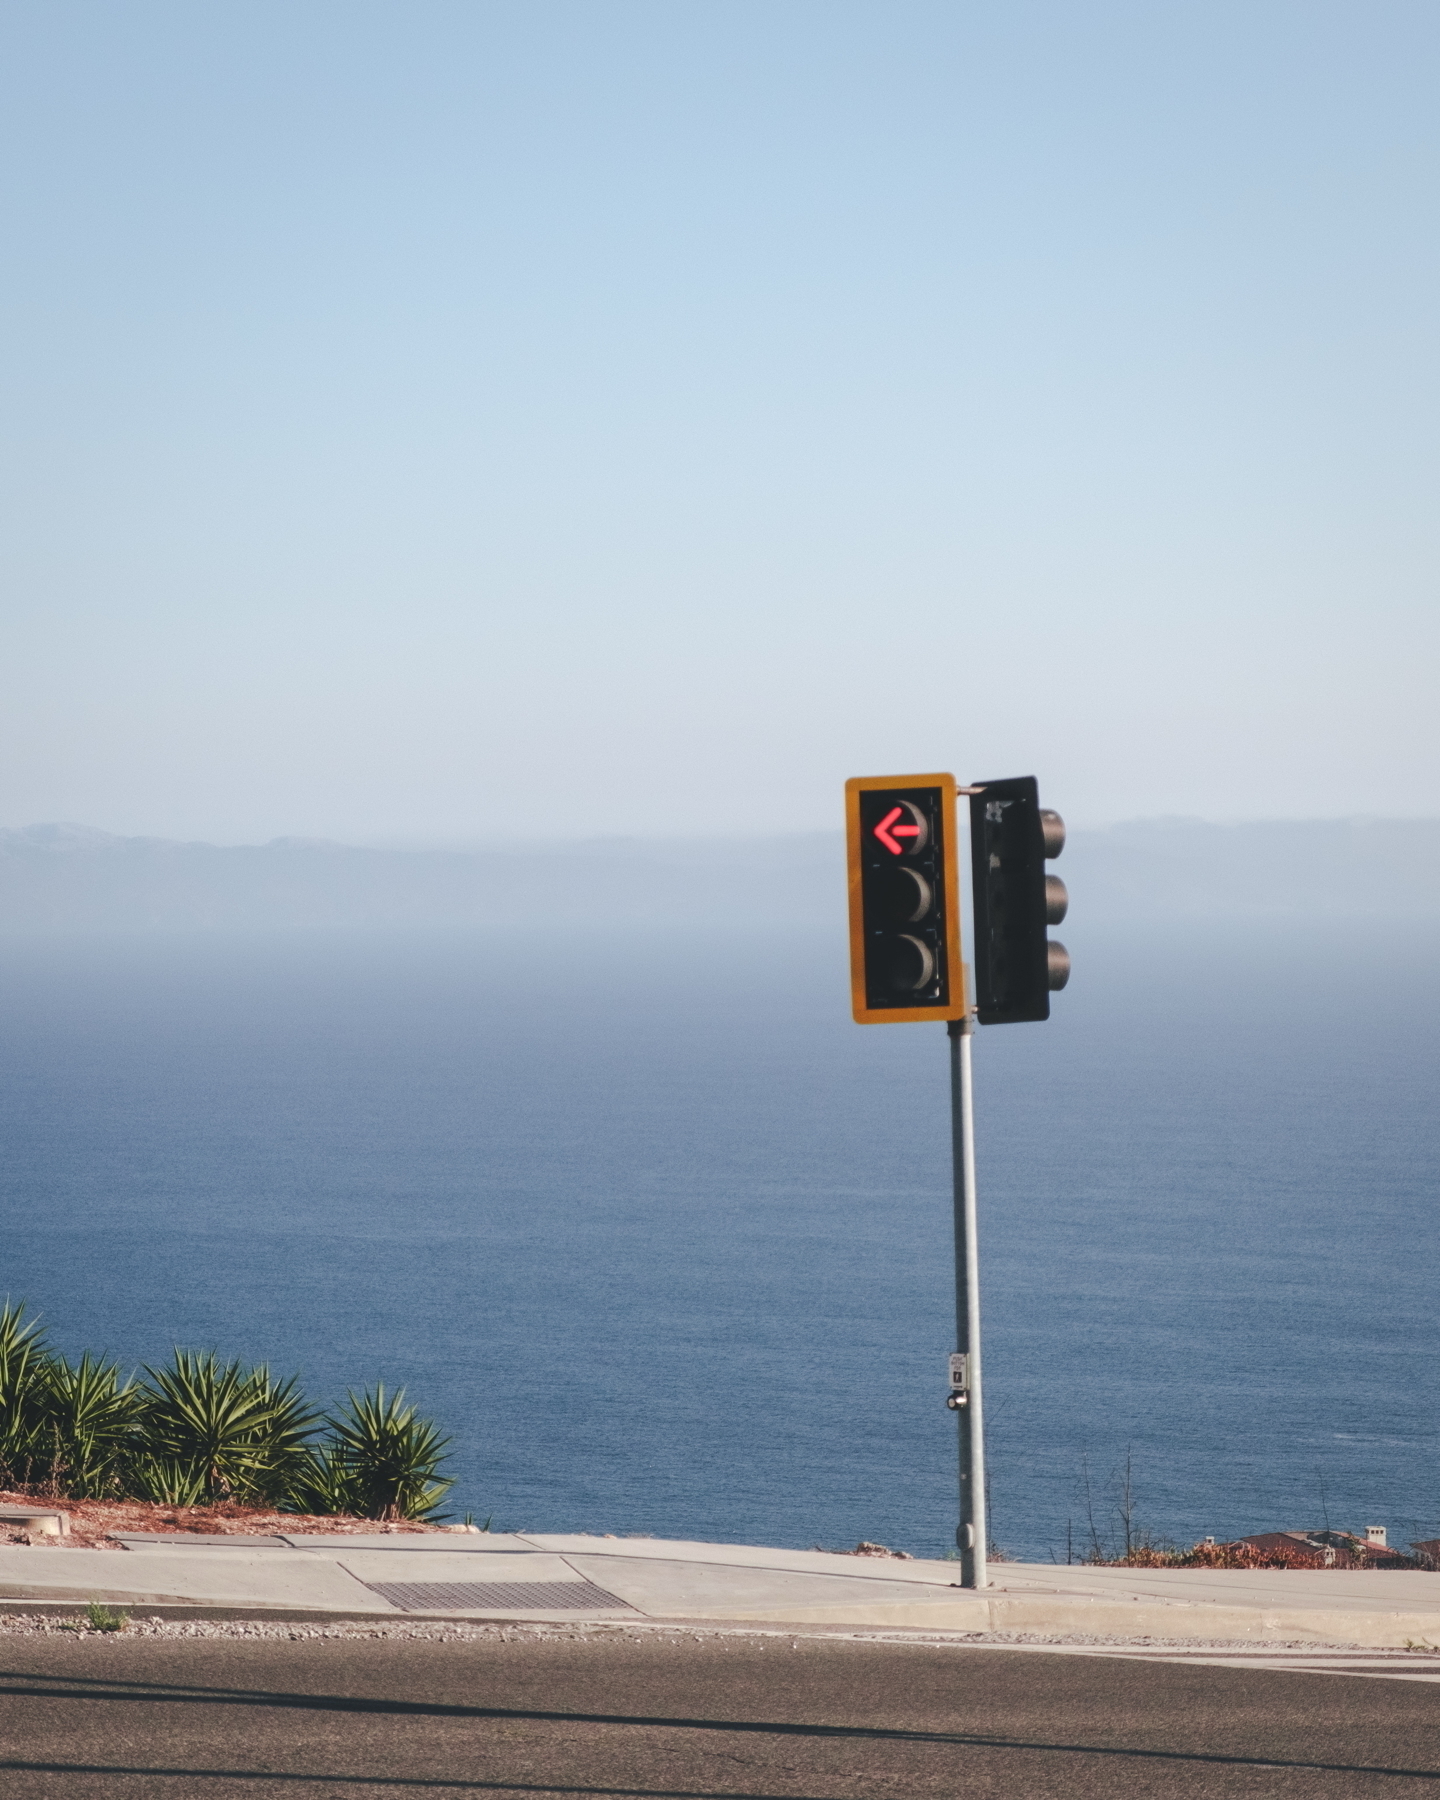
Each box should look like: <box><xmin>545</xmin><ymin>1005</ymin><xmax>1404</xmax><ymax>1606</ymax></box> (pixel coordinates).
<box><xmin>0</xmin><ymin>1629</ymin><xmax>1438</xmax><ymax>1798</ymax></box>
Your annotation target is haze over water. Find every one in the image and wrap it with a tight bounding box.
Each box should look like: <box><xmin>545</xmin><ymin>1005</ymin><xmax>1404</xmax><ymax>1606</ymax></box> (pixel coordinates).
<box><xmin>2</xmin><ymin>889</ymin><xmax>1435</xmax><ymax>1561</ymax></box>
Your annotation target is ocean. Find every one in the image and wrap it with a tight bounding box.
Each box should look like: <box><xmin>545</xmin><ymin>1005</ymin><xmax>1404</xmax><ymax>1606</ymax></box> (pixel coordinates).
<box><xmin>0</xmin><ymin>915</ymin><xmax>1436</xmax><ymax>1562</ymax></box>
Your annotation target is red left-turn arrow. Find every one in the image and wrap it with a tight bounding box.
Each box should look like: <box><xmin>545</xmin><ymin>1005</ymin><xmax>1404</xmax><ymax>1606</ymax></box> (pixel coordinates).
<box><xmin>874</xmin><ymin>806</ymin><xmax>922</xmax><ymax>855</ymax></box>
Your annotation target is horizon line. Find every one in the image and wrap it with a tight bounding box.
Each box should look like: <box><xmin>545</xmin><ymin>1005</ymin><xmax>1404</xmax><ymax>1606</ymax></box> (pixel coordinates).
<box><xmin>4</xmin><ymin>814</ymin><xmax>1440</xmax><ymax>854</ymax></box>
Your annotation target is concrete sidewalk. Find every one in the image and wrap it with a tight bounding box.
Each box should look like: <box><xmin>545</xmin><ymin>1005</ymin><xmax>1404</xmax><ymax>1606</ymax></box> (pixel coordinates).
<box><xmin>2</xmin><ymin>1531</ymin><xmax>1440</xmax><ymax>1646</ymax></box>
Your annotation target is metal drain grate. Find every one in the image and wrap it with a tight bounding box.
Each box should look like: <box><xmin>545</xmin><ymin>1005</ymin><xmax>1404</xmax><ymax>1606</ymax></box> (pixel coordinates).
<box><xmin>364</xmin><ymin>1578</ymin><xmax>633</xmax><ymax>1613</ymax></box>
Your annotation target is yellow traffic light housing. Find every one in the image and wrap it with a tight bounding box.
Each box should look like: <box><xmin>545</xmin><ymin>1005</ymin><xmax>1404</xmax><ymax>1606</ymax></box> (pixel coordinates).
<box><xmin>845</xmin><ymin>773</ymin><xmax>968</xmax><ymax>1024</ymax></box>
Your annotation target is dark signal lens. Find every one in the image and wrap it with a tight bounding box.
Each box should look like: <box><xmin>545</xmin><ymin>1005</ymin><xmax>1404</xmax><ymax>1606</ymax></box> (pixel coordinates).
<box><xmin>882</xmin><ymin>933</ymin><xmax>936</xmax><ymax>991</ymax></box>
<box><xmin>872</xmin><ymin>865</ymin><xmax>933</xmax><ymax>925</ymax></box>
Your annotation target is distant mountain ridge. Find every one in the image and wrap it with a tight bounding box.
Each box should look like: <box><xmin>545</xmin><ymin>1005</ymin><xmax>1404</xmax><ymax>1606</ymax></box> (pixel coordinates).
<box><xmin>0</xmin><ymin>825</ymin><xmax>840</xmax><ymax>932</ymax></box>
<box><xmin>0</xmin><ymin>817</ymin><xmax>1436</xmax><ymax>932</ymax></box>
<box><xmin>1061</xmin><ymin>816</ymin><xmax>1440</xmax><ymax>921</ymax></box>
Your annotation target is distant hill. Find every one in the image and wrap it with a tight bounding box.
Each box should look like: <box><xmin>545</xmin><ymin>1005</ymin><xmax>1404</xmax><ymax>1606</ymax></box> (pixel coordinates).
<box><xmin>0</xmin><ymin>817</ymin><xmax>1436</xmax><ymax>932</ymax></box>
<box><xmin>0</xmin><ymin>824</ymin><xmax>839</xmax><ymax>932</ymax></box>
<box><xmin>1060</xmin><ymin>817</ymin><xmax>1440</xmax><ymax>922</ymax></box>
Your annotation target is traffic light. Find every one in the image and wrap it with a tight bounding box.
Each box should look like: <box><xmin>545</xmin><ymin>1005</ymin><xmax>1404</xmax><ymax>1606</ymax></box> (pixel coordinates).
<box><xmin>846</xmin><ymin>774</ymin><xmax>968</xmax><ymax>1024</ymax></box>
<box><xmin>968</xmin><ymin>775</ymin><xmax>1070</xmax><ymax>1025</ymax></box>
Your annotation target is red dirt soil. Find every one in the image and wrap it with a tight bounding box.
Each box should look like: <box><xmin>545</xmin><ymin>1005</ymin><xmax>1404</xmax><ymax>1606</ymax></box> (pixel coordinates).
<box><xmin>0</xmin><ymin>1491</ymin><xmax>452</xmax><ymax>1550</ymax></box>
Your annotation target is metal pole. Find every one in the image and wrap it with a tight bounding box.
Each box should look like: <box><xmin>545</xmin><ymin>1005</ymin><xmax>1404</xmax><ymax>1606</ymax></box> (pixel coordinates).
<box><xmin>949</xmin><ymin>1014</ymin><xmax>987</xmax><ymax>1587</ymax></box>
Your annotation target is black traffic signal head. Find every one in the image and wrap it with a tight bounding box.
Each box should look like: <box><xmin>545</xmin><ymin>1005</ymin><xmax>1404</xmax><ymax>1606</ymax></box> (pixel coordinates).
<box><xmin>968</xmin><ymin>775</ymin><xmax>1070</xmax><ymax>1025</ymax></box>
<box><xmin>846</xmin><ymin>774</ymin><xmax>968</xmax><ymax>1024</ymax></box>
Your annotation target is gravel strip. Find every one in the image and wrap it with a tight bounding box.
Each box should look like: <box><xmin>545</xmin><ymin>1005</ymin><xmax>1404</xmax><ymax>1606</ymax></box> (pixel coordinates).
<box><xmin>0</xmin><ymin>1613</ymin><xmax>1407</xmax><ymax>1654</ymax></box>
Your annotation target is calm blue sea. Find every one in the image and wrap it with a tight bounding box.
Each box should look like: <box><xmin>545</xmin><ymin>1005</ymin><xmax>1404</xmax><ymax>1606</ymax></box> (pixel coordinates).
<box><xmin>0</xmin><ymin>917</ymin><xmax>1436</xmax><ymax>1562</ymax></box>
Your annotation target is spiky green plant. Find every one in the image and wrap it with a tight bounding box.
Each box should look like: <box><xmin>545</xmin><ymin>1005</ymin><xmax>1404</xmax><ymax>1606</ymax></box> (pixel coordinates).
<box><xmin>0</xmin><ymin>1302</ymin><xmax>460</xmax><ymax>1522</ymax></box>
<box><xmin>285</xmin><ymin>1444</ymin><xmax>362</xmax><ymax>1518</ymax></box>
<box><xmin>38</xmin><ymin>1353</ymin><xmax>142</xmax><ymax>1499</ymax></box>
<box><xmin>323</xmin><ymin>1386</ymin><xmax>453</xmax><ymax>1521</ymax></box>
<box><xmin>241</xmin><ymin>1367</ymin><xmax>321</xmax><ymax>1486</ymax></box>
<box><xmin>126</xmin><ymin>1454</ymin><xmax>212</xmax><ymax>1507</ymax></box>
<box><xmin>138</xmin><ymin>1351</ymin><xmax>321</xmax><ymax>1504</ymax></box>
<box><xmin>0</xmin><ymin>1302</ymin><xmax>57</xmax><ymax>1485</ymax></box>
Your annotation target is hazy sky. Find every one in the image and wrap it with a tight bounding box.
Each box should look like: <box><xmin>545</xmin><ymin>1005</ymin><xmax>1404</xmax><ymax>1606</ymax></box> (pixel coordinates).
<box><xmin>3</xmin><ymin>1</ymin><xmax>1437</xmax><ymax>842</ymax></box>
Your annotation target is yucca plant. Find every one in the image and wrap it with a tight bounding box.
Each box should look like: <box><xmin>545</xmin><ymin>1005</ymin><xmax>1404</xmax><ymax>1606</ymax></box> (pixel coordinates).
<box><xmin>0</xmin><ymin>1302</ymin><xmax>460</xmax><ymax>1521</ymax></box>
<box><xmin>241</xmin><ymin>1367</ymin><xmax>321</xmax><ymax>1487</ymax></box>
<box><xmin>127</xmin><ymin>1455</ymin><xmax>212</xmax><ymax>1507</ymax></box>
<box><xmin>39</xmin><ymin>1353</ymin><xmax>142</xmax><ymax>1499</ymax></box>
<box><xmin>323</xmin><ymin>1386</ymin><xmax>453</xmax><ymax>1521</ymax></box>
<box><xmin>0</xmin><ymin>1302</ymin><xmax>57</xmax><ymax>1486</ymax></box>
<box><xmin>138</xmin><ymin>1351</ymin><xmax>321</xmax><ymax>1504</ymax></box>
<box><xmin>285</xmin><ymin>1444</ymin><xmax>362</xmax><ymax>1518</ymax></box>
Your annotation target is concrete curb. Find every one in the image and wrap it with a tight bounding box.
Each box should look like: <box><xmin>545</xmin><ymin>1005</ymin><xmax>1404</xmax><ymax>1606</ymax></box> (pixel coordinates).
<box><xmin>686</xmin><ymin>1595</ymin><xmax>1440</xmax><ymax>1646</ymax></box>
<box><xmin>1</xmin><ymin>1594</ymin><xmax>1438</xmax><ymax>1647</ymax></box>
